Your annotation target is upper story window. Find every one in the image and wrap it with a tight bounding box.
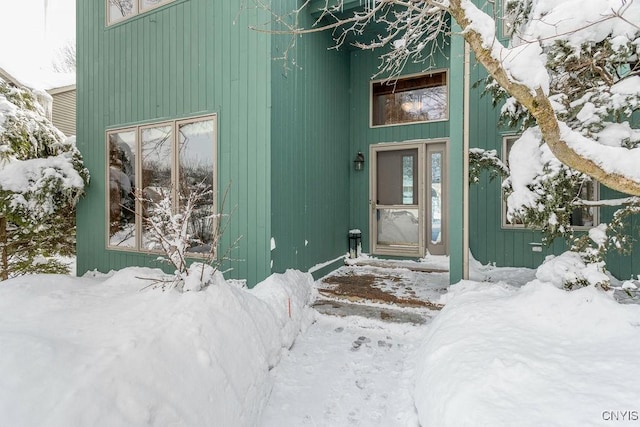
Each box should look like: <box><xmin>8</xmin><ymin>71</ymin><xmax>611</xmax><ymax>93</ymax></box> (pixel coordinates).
<box><xmin>107</xmin><ymin>0</ymin><xmax>174</xmax><ymax>26</ymax></box>
<box><xmin>371</xmin><ymin>71</ymin><xmax>448</xmax><ymax>127</ymax></box>
<box><xmin>501</xmin><ymin>135</ymin><xmax>599</xmax><ymax>229</ymax></box>
<box><xmin>107</xmin><ymin>115</ymin><xmax>217</xmax><ymax>254</ymax></box>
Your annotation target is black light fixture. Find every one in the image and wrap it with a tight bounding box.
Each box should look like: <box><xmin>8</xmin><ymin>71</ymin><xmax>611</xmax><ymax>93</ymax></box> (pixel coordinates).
<box><xmin>348</xmin><ymin>229</ymin><xmax>362</xmax><ymax>259</ymax></box>
<box><xmin>353</xmin><ymin>151</ymin><xmax>365</xmax><ymax>171</ymax></box>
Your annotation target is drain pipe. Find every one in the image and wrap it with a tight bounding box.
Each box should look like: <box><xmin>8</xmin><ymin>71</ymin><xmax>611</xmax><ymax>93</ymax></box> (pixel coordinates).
<box><xmin>463</xmin><ymin>41</ymin><xmax>470</xmax><ymax>280</ymax></box>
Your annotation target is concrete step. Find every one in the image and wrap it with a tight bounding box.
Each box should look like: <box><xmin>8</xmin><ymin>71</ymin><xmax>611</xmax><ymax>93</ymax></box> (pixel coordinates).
<box><xmin>347</xmin><ymin>258</ymin><xmax>448</xmax><ymax>273</ymax></box>
<box><xmin>312</xmin><ymin>298</ymin><xmax>433</xmax><ymax>325</ymax></box>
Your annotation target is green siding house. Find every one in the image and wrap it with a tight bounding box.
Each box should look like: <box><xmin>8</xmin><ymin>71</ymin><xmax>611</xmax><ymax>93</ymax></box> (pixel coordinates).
<box><xmin>76</xmin><ymin>0</ymin><xmax>640</xmax><ymax>286</ymax></box>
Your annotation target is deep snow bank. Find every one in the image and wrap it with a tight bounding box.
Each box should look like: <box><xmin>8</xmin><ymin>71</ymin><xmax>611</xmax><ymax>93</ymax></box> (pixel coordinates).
<box><xmin>0</xmin><ymin>268</ymin><xmax>315</xmax><ymax>427</ymax></box>
<box><xmin>414</xmin><ymin>280</ymin><xmax>640</xmax><ymax>427</ymax></box>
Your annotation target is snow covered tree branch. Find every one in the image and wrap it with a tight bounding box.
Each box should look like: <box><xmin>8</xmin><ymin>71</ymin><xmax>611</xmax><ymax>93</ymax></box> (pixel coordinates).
<box><xmin>454</xmin><ymin>0</ymin><xmax>640</xmax><ymax>196</ymax></box>
<box><xmin>52</xmin><ymin>41</ymin><xmax>76</xmax><ymax>73</ymax></box>
<box><xmin>134</xmin><ymin>183</ymin><xmax>241</xmax><ymax>292</ymax></box>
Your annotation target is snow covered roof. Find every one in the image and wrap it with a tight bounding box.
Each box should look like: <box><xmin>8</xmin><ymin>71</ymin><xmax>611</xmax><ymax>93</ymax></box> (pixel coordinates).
<box><xmin>0</xmin><ymin>61</ymin><xmax>75</xmax><ymax>92</ymax></box>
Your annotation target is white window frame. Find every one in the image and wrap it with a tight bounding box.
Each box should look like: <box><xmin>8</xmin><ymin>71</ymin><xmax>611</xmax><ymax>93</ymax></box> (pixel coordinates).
<box><xmin>501</xmin><ymin>135</ymin><xmax>525</xmax><ymax>229</ymax></box>
<box><xmin>106</xmin><ymin>0</ymin><xmax>175</xmax><ymax>26</ymax></box>
<box><xmin>500</xmin><ymin>0</ymin><xmax>516</xmax><ymax>39</ymax></box>
<box><xmin>571</xmin><ymin>181</ymin><xmax>600</xmax><ymax>230</ymax></box>
<box><xmin>501</xmin><ymin>134</ymin><xmax>599</xmax><ymax>229</ymax></box>
<box><xmin>369</xmin><ymin>70</ymin><xmax>449</xmax><ymax>128</ymax></box>
<box><xmin>106</xmin><ymin>114</ymin><xmax>218</xmax><ymax>254</ymax></box>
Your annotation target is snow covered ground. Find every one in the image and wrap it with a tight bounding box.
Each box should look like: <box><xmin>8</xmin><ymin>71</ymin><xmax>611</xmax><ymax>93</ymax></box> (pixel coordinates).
<box><xmin>260</xmin><ymin>315</ymin><xmax>422</xmax><ymax>426</ymax></box>
<box><xmin>1</xmin><ymin>260</ymin><xmax>639</xmax><ymax>426</ymax></box>
<box><xmin>0</xmin><ymin>268</ymin><xmax>315</xmax><ymax>427</ymax></box>
<box><xmin>415</xmin><ymin>279</ymin><xmax>640</xmax><ymax>427</ymax></box>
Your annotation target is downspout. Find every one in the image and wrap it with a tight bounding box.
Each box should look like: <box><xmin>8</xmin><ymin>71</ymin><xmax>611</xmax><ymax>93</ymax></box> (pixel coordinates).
<box><xmin>463</xmin><ymin>41</ymin><xmax>470</xmax><ymax>279</ymax></box>
<box><xmin>0</xmin><ymin>215</ymin><xmax>7</xmax><ymax>281</ymax></box>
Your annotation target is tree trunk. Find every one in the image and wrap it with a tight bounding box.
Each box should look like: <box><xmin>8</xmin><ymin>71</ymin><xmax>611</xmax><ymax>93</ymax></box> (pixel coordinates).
<box><xmin>0</xmin><ymin>215</ymin><xmax>7</xmax><ymax>281</ymax></box>
<box><xmin>447</xmin><ymin>0</ymin><xmax>640</xmax><ymax>197</ymax></box>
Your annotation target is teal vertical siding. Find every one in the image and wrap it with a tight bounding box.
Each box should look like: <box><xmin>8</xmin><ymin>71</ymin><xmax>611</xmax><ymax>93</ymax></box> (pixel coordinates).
<box><xmin>77</xmin><ymin>0</ymin><xmax>272</xmax><ymax>286</ymax></box>
<box><xmin>597</xmin><ymin>188</ymin><xmax>640</xmax><ymax>280</ymax></box>
<box><xmin>467</xmin><ymin>48</ymin><xmax>556</xmax><ymax>271</ymax></box>
<box><xmin>77</xmin><ymin>0</ymin><xmax>640</xmax><ymax>284</ymax></box>
<box><xmin>270</xmin><ymin>0</ymin><xmax>352</xmax><ymax>274</ymax></box>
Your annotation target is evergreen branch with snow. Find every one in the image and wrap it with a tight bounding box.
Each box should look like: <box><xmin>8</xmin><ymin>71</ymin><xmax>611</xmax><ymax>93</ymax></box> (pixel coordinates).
<box><xmin>0</xmin><ymin>78</ymin><xmax>89</xmax><ymax>280</ymax></box>
<box><xmin>469</xmin><ymin>148</ymin><xmax>509</xmax><ymax>184</ymax></box>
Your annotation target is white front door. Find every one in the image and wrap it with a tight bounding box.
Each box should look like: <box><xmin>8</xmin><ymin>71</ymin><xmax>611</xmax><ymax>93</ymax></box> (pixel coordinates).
<box><xmin>370</xmin><ymin>141</ymin><xmax>447</xmax><ymax>257</ymax></box>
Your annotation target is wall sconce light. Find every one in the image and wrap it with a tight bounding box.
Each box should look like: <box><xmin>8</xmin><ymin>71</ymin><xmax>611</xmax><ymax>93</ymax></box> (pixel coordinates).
<box><xmin>354</xmin><ymin>151</ymin><xmax>365</xmax><ymax>171</ymax></box>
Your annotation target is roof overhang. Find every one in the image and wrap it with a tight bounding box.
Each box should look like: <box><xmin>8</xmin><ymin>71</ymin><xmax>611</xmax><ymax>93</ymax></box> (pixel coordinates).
<box><xmin>0</xmin><ymin>66</ymin><xmax>22</xmax><ymax>87</ymax></box>
<box><xmin>47</xmin><ymin>84</ymin><xmax>77</xmax><ymax>95</ymax></box>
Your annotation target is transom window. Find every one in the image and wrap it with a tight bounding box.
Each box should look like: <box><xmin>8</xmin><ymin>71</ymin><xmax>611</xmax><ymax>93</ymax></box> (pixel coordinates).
<box><xmin>501</xmin><ymin>135</ymin><xmax>598</xmax><ymax>228</ymax></box>
<box><xmin>371</xmin><ymin>71</ymin><xmax>448</xmax><ymax>127</ymax></box>
<box><xmin>107</xmin><ymin>115</ymin><xmax>217</xmax><ymax>253</ymax></box>
<box><xmin>107</xmin><ymin>0</ymin><xmax>174</xmax><ymax>25</ymax></box>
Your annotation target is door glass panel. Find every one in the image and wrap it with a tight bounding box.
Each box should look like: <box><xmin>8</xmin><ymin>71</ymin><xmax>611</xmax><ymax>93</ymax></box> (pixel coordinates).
<box><xmin>430</xmin><ymin>152</ymin><xmax>442</xmax><ymax>244</ymax></box>
<box><xmin>141</xmin><ymin>124</ymin><xmax>173</xmax><ymax>249</ymax></box>
<box><xmin>377</xmin><ymin>149</ymin><xmax>418</xmax><ymax>205</ymax></box>
<box><xmin>108</xmin><ymin>130</ymin><xmax>136</xmax><ymax>247</ymax></box>
<box><xmin>402</xmin><ymin>155</ymin><xmax>415</xmax><ymax>204</ymax></box>
<box><xmin>377</xmin><ymin>208</ymin><xmax>419</xmax><ymax>246</ymax></box>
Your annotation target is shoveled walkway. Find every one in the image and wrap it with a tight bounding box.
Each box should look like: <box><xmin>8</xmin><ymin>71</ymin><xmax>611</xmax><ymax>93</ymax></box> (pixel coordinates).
<box><xmin>259</xmin><ymin>263</ymin><xmax>448</xmax><ymax>426</ymax></box>
<box><xmin>313</xmin><ymin>263</ymin><xmax>448</xmax><ymax>324</ymax></box>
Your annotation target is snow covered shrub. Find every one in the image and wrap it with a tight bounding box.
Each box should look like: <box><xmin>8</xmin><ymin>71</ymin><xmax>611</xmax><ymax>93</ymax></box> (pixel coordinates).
<box><xmin>536</xmin><ymin>251</ymin><xmax>610</xmax><ymax>290</ymax></box>
<box><xmin>135</xmin><ymin>184</ymin><xmax>239</xmax><ymax>292</ymax></box>
<box><xmin>0</xmin><ymin>79</ymin><xmax>89</xmax><ymax>280</ymax></box>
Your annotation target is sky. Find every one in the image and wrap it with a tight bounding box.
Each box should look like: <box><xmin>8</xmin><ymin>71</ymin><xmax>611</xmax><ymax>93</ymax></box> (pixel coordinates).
<box><xmin>0</xmin><ymin>0</ymin><xmax>75</xmax><ymax>73</ymax></box>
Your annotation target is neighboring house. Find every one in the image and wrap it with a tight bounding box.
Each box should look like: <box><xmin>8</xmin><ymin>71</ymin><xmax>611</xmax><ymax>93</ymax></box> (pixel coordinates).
<box><xmin>0</xmin><ymin>66</ymin><xmax>21</xmax><ymax>87</ymax></box>
<box><xmin>47</xmin><ymin>84</ymin><xmax>76</xmax><ymax>137</ymax></box>
<box><xmin>0</xmin><ymin>64</ymin><xmax>76</xmax><ymax>136</ymax></box>
<box><xmin>76</xmin><ymin>0</ymin><xmax>640</xmax><ymax>286</ymax></box>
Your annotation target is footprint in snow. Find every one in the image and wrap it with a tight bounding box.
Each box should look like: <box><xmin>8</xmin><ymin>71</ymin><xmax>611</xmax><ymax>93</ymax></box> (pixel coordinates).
<box><xmin>351</xmin><ymin>336</ymin><xmax>371</xmax><ymax>351</ymax></box>
<box><xmin>377</xmin><ymin>340</ymin><xmax>392</xmax><ymax>349</ymax></box>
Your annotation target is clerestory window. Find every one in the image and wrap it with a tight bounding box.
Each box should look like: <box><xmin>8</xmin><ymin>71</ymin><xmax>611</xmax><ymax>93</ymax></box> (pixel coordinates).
<box><xmin>371</xmin><ymin>71</ymin><xmax>448</xmax><ymax>127</ymax></box>
<box><xmin>107</xmin><ymin>115</ymin><xmax>217</xmax><ymax>253</ymax></box>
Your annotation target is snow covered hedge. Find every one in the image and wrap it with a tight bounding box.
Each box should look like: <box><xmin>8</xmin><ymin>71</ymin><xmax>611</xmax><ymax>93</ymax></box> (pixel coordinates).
<box><xmin>0</xmin><ymin>79</ymin><xmax>87</xmax><ymax>217</ymax></box>
<box><xmin>0</xmin><ymin>78</ymin><xmax>89</xmax><ymax>278</ymax></box>
<box><xmin>0</xmin><ymin>268</ymin><xmax>315</xmax><ymax>426</ymax></box>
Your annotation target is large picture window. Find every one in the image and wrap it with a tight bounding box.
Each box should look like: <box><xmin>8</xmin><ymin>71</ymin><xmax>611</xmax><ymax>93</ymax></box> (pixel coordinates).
<box><xmin>501</xmin><ymin>135</ymin><xmax>598</xmax><ymax>228</ymax></box>
<box><xmin>107</xmin><ymin>0</ymin><xmax>174</xmax><ymax>25</ymax></box>
<box><xmin>371</xmin><ymin>71</ymin><xmax>448</xmax><ymax>127</ymax></box>
<box><xmin>107</xmin><ymin>115</ymin><xmax>217</xmax><ymax>253</ymax></box>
